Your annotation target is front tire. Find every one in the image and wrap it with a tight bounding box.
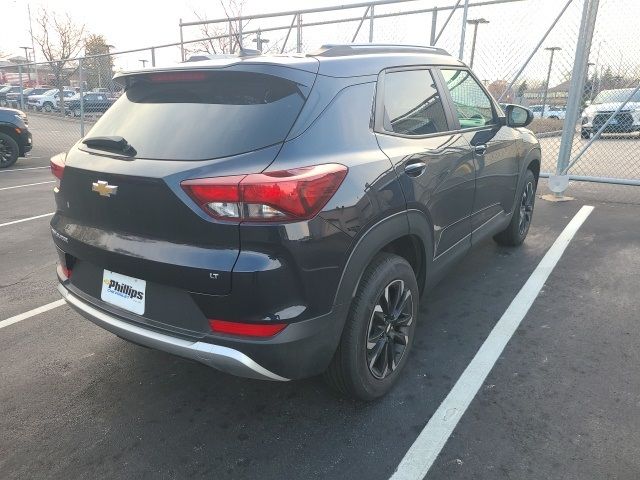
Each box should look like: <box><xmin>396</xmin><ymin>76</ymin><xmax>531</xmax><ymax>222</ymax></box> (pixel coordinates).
<box><xmin>43</xmin><ymin>102</ymin><xmax>53</xmax><ymax>112</ymax></box>
<box><xmin>0</xmin><ymin>133</ymin><xmax>19</xmax><ymax>169</ymax></box>
<box><xmin>494</xmin><ymin>169</ymin><xmax>537</xmax><ymax>246</ymax></box>
<box><xmin>324</xmin><ymin>252</ymin><xmax>418</xmax><ymax>401</ymax></box>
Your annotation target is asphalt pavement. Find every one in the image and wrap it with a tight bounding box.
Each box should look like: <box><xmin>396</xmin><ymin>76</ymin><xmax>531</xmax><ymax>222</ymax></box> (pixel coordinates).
<box><xmin>0</xmin><ymin>118</ymin><xmax>639</xmax><ymax>479</ymax></box>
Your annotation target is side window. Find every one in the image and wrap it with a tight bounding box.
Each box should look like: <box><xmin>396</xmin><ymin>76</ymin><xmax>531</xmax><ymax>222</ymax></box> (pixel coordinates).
<box><xmin>381</xmin><ymin>69</ymin><xmax>449</xmax><ymax>136</ymax></box>
<box><xmin>441</xmin><ymin>69</ymin><xmax>495</xmax><ymax>128</ymax></box>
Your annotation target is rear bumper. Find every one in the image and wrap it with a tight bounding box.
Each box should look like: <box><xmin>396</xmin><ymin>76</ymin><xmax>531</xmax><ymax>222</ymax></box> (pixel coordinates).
<box><xmin>58</xmin><ymin>283</ymin><xmax>290</xmax><ymax>381</ymax></box>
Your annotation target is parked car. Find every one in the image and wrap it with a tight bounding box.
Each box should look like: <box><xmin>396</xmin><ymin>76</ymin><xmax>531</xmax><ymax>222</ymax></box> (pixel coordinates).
<box><xmin>50</xmin><ymin>44</ymin><xmax>540</xmax><ymax>400</ymax></box>
<box><xmin>581</xmin><ymin>88</ymin><xmax>640</xmax><ymax>138</ymax></box>
<box><xmin>0</xmin><ymin>107</ymin><xmax>32</xmax><ymax>168</ymax></box>
<box><xmin>529</xmin><ymin>104</ymin><xmax>566</xmax><ymax>119</ymax></box>
<box><xmin>65</xmin><ymin>92</ymin><xmax>115</xmax><ymax>117</ymax></box>
<box><xmin>27</xmin><ymin>89</ymin><xmax>76</xmax><ymax>112</ymax></box>
<box><xmin>23</xmin><ymin>87</ymin><xmax>54</xmax><ymax>108</ymax></box>
<box><xmin>0</xmin><ymin>86</ymin><xmax>22</xmax><ymax>107</ymax></box>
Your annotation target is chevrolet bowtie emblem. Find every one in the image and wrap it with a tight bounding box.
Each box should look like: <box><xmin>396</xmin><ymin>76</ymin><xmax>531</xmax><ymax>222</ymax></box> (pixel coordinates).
<box><xmin>92</xmin><ymin>180</ymin><xmax>118</xmax><ymax>197</ymax></box>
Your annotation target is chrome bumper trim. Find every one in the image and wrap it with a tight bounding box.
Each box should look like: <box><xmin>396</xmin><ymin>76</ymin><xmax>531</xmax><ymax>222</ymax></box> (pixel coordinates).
<box><xmin>58</xmin><ymin>284</ymin><xmax>289</xmax><ymax>381</ymax></box>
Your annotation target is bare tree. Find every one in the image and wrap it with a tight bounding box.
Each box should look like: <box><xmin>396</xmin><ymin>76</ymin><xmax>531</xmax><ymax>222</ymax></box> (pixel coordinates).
<box><xmin>34</xmin><ymin>9</ymin><xmax>85</xmax><ymax>114</ymax></box>
<box><xmin>185</xmin><ymin>0</ymin><xmax>247</xmax><ymax>58</ymax></box>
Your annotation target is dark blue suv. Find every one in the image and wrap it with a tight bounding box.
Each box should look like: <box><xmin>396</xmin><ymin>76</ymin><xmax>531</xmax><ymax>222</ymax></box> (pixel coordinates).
<box><xmin>51</xmin><ymin>45</ymin><xmax>539</xmax><ymax>400</ymax></box>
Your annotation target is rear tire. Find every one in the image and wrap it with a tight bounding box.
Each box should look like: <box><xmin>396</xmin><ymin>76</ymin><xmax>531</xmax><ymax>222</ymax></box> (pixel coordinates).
<box><xmin>43</xmin><ymin>102</ymin><xmax>53</xmax><ymax>112</ymax></box>
<box><xmin>0</xmin><ymin>133</ymin><xmax>19</xmax><ymax>169</ymax></box>
<box><xmin>494</xmin><ymin>169</ymin><xmax>537</xmax><ymax>246</ymax></box>
<box><xmin>324</xmin><ymin>252</ymin><xmax>418</xmax><ymax>401</ymax></box>
<box><xmin>581</xmin><ymin>129</ymin><xmax>591</xmax><ymax>139</ymax></box>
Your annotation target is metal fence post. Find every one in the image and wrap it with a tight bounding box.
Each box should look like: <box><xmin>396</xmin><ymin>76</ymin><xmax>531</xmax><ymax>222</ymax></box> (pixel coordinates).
<box><xmin>179</xmin><ymin>20</ymin><xmax>185</xmax><ymax>61</ymax></box>
<box><xmin>553</xmin><ymin>0</ymin><xmax>599</xmax><ymax>188</ymax></box>
<box><xmin>296</xmin><ymin>14</ymin><xmax>302</xmax><ymax>53</ymax></box>
<box><xmin>369</xmin><ymin>5</ymin><xmax>375</xmax><ymax>43</ymax></box>
<box><xmin>459</xmin><ymin>0</ymin><xmax>470</xmax><ymax>59</ymax></box>
<box><xmin>18</xmin><ymin>65</ymin><xmax>24</xmax><ymax>110</ymax></box>
<box><xmin>79</xmin><ymin>58</ymin><xmax>85</xmax><ymax>138</ymax></box>
<box><xmin>430</xmin><ymin>7</ymin><xmax>438</xmax><ymax>45</ymax></box>
<box><xmin>151</xmin><ymin>47</ymin><xmax>156</xmax><ymax>67</ymax></box>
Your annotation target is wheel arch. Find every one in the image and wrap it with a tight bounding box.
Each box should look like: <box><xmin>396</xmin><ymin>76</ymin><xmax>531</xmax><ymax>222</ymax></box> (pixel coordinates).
<box><xmin>333</xmin><ymin>210</ymin><xmax>434</xmax><ymax>309</ymax></box>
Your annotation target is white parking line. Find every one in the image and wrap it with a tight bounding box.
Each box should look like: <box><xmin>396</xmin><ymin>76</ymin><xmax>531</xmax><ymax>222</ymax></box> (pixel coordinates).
<box><xmin>0</xmin><ymin>166</ymin><xmax>49</xmax><ymax>173</ymax></box>
<box><xmin>0</xmin><ymin>181</ymin><xmax>55</xmax><ymax>191</ymax></box>
<box><xmin>0</xmin><ymin>299</ymin><xmax>65</xmax><ymax>330</ymax></box>
<box><xmin>390</xmin><ymin>205</ymin><xmax>595</xmax><ymax>480</ymax></box>
<box><xmin>0</xmin><ymin>212</ymin><xmax>54</xmax><ymax>228</ymax></box>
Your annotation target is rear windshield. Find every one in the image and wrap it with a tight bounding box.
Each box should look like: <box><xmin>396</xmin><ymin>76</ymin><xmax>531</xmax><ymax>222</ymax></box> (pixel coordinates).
<box><xmin>84</xmin><ymin>70</ymin><xmax>309</xmax><ymax>160</ymax></box>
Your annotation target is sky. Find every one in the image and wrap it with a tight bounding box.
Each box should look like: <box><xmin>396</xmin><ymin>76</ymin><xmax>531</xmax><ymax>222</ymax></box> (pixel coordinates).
<box><xmin>1</xmin><ymin>0</ymin><xmax>638</xmax><ymax>86</ymax></box>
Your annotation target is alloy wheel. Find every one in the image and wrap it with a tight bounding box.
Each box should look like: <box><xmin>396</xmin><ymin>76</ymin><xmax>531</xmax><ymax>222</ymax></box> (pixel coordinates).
<box><xmin>0</xmin><ymin>138</ymin><xmax>13</xmax><ymax>166</ymax></box>
<box><xmin>519</xmin><ymin>181</ymin><xmax>534</xmax><ymax>235</ymax></box>
<box><xmin>365</xmin><ymin>279</ymin><xmax>413</xmax><ymax>379</ymax></box>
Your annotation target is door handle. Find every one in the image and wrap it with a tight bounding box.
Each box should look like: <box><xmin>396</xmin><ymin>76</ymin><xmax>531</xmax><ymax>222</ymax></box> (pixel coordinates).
<box><xmin>474</xmin><ymin>144</ymin><xmax>487</xmax><ymax>156</ymax></box>
<box><xmin>404</xmin><ymin>161</ymin><xmax>427</xmax><ymax>177</ymax></box>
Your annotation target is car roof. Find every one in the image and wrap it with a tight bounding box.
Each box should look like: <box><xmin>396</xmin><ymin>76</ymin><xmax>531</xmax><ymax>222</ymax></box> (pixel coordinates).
<box><xmin>114</xmin><ymin>44</ymin><xmax>466</xmax><ymax>81</ymax></box>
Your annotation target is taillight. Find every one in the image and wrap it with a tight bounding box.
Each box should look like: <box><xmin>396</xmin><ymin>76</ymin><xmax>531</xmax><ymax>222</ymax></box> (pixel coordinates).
<box><xmin>181</xmin><ymin>164</ymin><xmax>347</xmax><ymax>223</ymax></box>
<box><xmin>209</xmin><ymin>319</ymin><xmax>287</xmax><ymax>338</ymax></box>
<box><xmin>50</xmin><ymin>153</ymin><xmax>66</xmax><ymax>181</ymax></box>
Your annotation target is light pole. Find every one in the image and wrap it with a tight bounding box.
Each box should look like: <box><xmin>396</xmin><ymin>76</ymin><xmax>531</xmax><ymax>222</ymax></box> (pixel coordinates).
<box><xmin>466</xmin><ymin>18</ymin><xmax>489</xmax><ymax>69</ymax></box>
<box><xmin>252</xmin><ymin>29</ymin><xmax>270</xmax><ymax>52</ymax></box>
<box><xmin>20</xmin><ymin>46</ymin><xmax>33</xmax><ymax>82</ymax></box>
<box><xmin>541</xmin><ymin>46</ymin><xmax>561</xmax><ymax>117</ymax></box>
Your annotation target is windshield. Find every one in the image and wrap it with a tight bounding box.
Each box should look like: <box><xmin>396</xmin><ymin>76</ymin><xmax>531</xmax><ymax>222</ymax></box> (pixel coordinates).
<box><xmin>84</xmin><ymin>70</ymin><xmax>309</xmax><ymax>160</ymax></box>
<box><xmin>0</xmin><ymin>86</ymin><xmax>12</xmax><ymax>93</ymax></box>
<box><xmin>593</xmin><ymin>88</ymin><xmax>640</xmax><ymax>104</ymax></box>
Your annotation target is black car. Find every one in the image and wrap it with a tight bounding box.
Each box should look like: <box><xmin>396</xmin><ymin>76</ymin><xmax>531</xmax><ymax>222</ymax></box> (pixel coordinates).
<box><xmin>0</xmin><ymin>107</ymin><xmax>32</xmax><ymax>168</ymax></box>
<box><xmin>0</xmin><ymin>86</ymin><xmax>22</xmax><ymax>107</ymax></box>
<box><xmin>65</xmin><ymin>92</ymin><xmax>115</xmax><ymax>117</ymax></box>
<box><xmin>51</xmin><ymin>45</ymin><xmax>539</xmax><ymax>400</ymax></box>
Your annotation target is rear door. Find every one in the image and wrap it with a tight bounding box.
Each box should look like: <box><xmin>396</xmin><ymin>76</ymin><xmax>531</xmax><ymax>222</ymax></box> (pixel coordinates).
<box><xmin>374</xmin><ymin>67</ymin><xmax>475</xmax><ymax>258</ymax></box>
<box><xmin>438</xmin><ymin>68</ymin><xmax>520</xmax><ymax>238</ymax></box>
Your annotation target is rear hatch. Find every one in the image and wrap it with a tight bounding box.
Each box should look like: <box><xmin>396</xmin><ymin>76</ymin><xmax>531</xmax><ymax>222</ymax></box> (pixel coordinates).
<box><xmin>52</xmin><ymin>63</ymin><xmax>318</xmax><ymax>299</ymax></box>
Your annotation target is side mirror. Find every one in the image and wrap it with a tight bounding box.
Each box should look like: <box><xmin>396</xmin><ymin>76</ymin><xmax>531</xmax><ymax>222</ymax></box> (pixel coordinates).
<box><xmin>504</xmin><ymin>104</ymin><xmax>534</xmax><ymax>128</ymax></box>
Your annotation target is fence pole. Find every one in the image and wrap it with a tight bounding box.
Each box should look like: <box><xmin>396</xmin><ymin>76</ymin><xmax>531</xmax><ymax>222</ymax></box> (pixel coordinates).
<box><xmin>79</xmin><ymin>58</ymin><xmax>85</xmax><ymax>138</ymax></box>
<box><xmin>498</xmin><ymin>0</ymin><xmax>573</xmax><ymax>102</ymax></box>
<box><xmin>351</xmin><ymin>6</ymin><xmax>371</xmax><ymax>43</ymax></box>
<box><xmin>369</xmin><ymin>5</ymin><xmax>375</xmax><ymax>43</ymax></box>
<box><xmin>430</xmin><ymin>7</ymin><xmax>438</xmax><ymax>45</ymax></box>
<box><xmin>18</xmin><ymin>65</ymin><xmax>24</xmax><ymax>110</ymax></box>
<box><xmin>179</xmin><ymin>20</ymin><xmax>185</xmax><ymax>61</ymax></box>
<box><xmin>296</xmin><ymin>14</ymin><xmax>302</xmax><ymax>53</ymax></box>
<box><xmin>151</xmin><ymin>47</ymin><xmax>156</xmax><ymax>67</ymax></box>
<box><xmin>554</xmin><ymin>0</ymin><xmax>599</xmax><ymax>182</ymax></box>
<box><xmin>458</xmin><ymin>0</ymin><xmax>470</xmax><ymax>59</ymax></box>
<box><xmin>280</xmin><ymin>14</ymin><xmax>297</xmax><ymax>53</ymax></box>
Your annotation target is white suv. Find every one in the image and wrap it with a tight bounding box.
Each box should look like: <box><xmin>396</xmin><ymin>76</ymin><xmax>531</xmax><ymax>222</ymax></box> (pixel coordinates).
<box><xmin>27</xmin><ymin>89</ymin><xmax>76</xmax><ymax>112</ymax></box>
<box><xmin>581</xmin><ymin>88</ymin><xmax>640</xmax><ymax>138</ymax></box>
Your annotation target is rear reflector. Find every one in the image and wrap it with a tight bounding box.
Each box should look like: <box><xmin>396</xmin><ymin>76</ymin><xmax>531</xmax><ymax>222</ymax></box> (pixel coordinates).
<box><xmin>50</xmin><ymin>153</ymin><xmax>66</xmax><ymax>181</ymax></box>
<box><xmin>209</xmin><ymin>319</ymin><xmax>287</xmax><ymax>338</ymax></box>
<box><xmin>56</xmin><ymin>263</ymin><xmax>72</xmax><ymax>280</ymax></box>
<box><xmin>181</xmin><ymin>163</ymin><xmax>347</xmax><ymax>223</ymax></box>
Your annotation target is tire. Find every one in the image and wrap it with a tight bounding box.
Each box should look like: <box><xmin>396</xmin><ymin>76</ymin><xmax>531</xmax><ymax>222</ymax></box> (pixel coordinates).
<box><xmin>581</xmin><ymin>130</ymin><xmax>591</xmax><ymax>139</ymax></box>
<box><xmin>73</xmin><ymin>108</ymin><xmax>81</xmax><ymax>117</ymax></box>
<box><xmin>494</xmin><ymin>169</ymin><xmax>537</xmax><ymax>246</ymax></box>
<box><xmin>0</xmin><ymin>133</ymin><xmax>20</xmax><ymax>169</ymax></box>
<box><xmin>43</xmin><ymin>102</ymin><xmax>53</xmax><ymax>112</ymax></box>
<box><xmin>324</xmin><ymin>252</ymin><xmax>419</xmax><ymax>401</ymax></box>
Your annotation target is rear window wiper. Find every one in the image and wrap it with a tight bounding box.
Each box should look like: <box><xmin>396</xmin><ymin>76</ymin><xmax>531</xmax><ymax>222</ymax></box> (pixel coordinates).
<box><xmin>82</xmin><ymin>136</ymin><xmax>137</xmax><ymax>156</ymax></box>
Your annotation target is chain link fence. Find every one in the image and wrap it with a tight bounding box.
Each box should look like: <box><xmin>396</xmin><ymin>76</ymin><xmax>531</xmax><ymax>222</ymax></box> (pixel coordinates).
<box><xmin>1</xmin><ymin>0</ymin><xmax>638</xmax><ymax>202</ymax></box>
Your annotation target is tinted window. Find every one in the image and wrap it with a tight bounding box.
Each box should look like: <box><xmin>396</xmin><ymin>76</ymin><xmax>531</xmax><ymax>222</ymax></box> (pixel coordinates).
<box><xmin>85</xmin><ymin>71</ymin><xmax>308</xmax><ymax>160</ymax></box>
<box><xmin>441</xmin><ymin>69</ymin><xmax>495</xmax><ymax>128</ymax></box>
<box><xmin>382</xmin><ymin>69</ymin><xmax>449</xmax><ymax>136</ymax></box>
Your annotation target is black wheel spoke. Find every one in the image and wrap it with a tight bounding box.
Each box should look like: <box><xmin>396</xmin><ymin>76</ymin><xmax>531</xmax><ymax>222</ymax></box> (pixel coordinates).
<box><xmin>365</xmin><ymin>278</ymin><xmax>414</xmax><ymax>380</ymax></box>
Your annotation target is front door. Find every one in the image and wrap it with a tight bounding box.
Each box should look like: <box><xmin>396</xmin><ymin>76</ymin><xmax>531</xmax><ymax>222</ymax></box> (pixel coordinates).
<box><xmin>439</xmin><ymin>68</ymin><xmax>520</xmax><ymax>237</ymax></box>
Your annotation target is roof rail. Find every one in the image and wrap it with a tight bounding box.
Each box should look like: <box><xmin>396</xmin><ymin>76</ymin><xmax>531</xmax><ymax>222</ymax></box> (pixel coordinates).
<box><xmin>309</xmin><ymin>44</ymin><xmax>450</xmax><ymax>57</ymax></box>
